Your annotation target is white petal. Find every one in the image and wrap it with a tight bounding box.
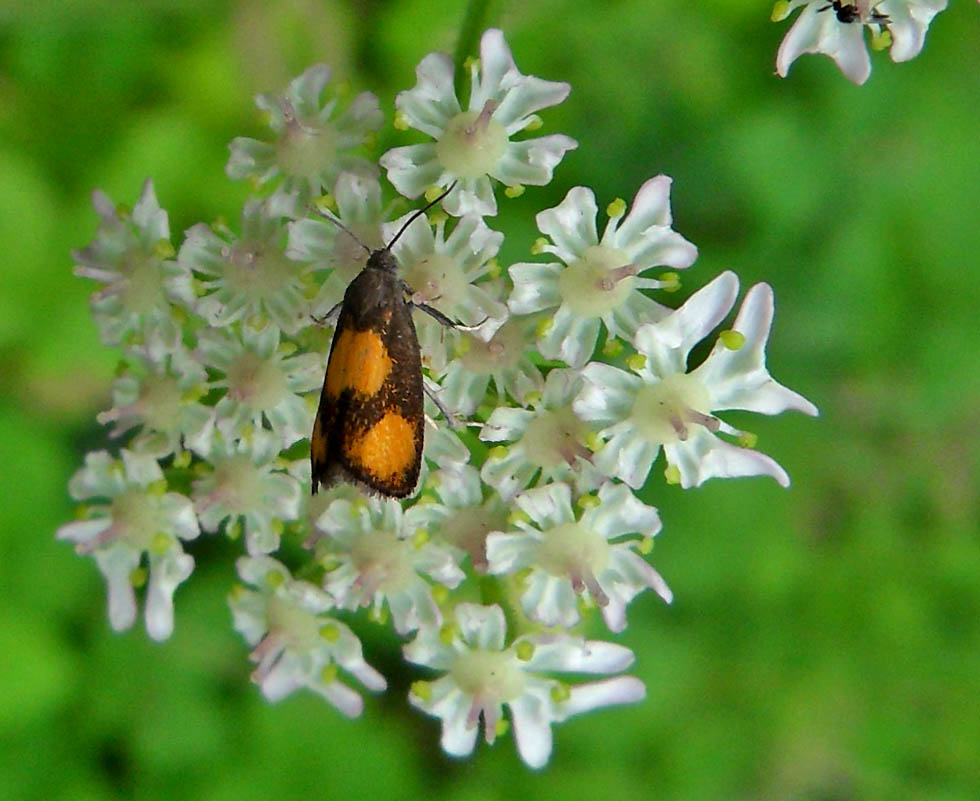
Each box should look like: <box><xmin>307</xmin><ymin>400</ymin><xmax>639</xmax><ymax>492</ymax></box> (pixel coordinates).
<box><xmin>507</xmin><ymin>262</ymin><xmax>561</xmax><ymax>314</ymax></box>
<box><xmin>693</xmin><ymin>283</ymin><xmax>818</xmax><ymax>416</ymax></box>
<box><xmin>634</xmin><ymin>270</ymin><xmax>739</xmax><ymax>377</ymax></box>
<box><xmin>588</xmin><ymin>482</ymin><xmax>661</xmax><ymax>539</ymax></box>
<box><xmin>885</xmin><ymin>0</ymin><xmax>947</xmax><ymax>62</ymax></box>
<box><xmin>535</xmin><ymin>187</ymin><xmax>598</xmax><ymax>263</ymax></box>
<box><xmin>561</xmin><ymin>676</ymin><xmax>645</xmax><ymax>717</ymax></box>
<box><xmin>396</xmin><ymin>51</ymin><xmax>461</xmax><ymax>137</ymax></box>
<box><xmin>379</xmin><ymin>143</ymin><xmax>443</xmax><ymax>199</ymax></box>
<box><xmin>454</xmin><ymin>603</ymin><xmax>507</xmax><ymax>650</ymax></box>
<box><xmin>523</xmin><ymin>636</ymin><xmax>635</xmax><ymax>673</ymax></box>
<box><xmin>491</xmin><ymin>135</ymin><xmax>578</xmax><ymax>187</ymax></box>
<box><xmin>666</xmin><ymin>431</ymin><xmax>790</xmax><ymax>488</ymax></box>
<box><xmin>509</xmin><ymin>694</ymin><xmax>553</xmax><ymax>769</ymax></box>
<box><xmin>574</xmin><ymin>363</ymin><xmax>639</xmax><ymax>423</ymax></box>
<box><xmin>144</xmin><ymin>552</ymin><xmax>194</xmax><ymax>641</ymax></box>
<box><xmin>316</xmin><ymin>680</ymin><xmax>366</xmax><ymax>718</ymax></box>
<box><xmin>480</xmin><ymin>406</ymin><xmax>533</xmax><ymax>442</ymax></box>
<box><xmin>515</xmin><ymin>483</ymin><xmax>574</xmax><ymax>529</ymax></box>
<box><xmin>485</xmin><ymin>532</ymin><xmax>538</xmax><ymax>574</ymax></box>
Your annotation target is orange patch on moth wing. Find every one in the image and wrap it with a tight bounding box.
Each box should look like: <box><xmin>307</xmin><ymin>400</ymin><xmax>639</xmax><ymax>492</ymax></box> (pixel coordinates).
<box><xmin>344</xmin><ymin>412</ymin><xmax>418</xmax><ymax>482</ymax></box>
<box><xmin>325</xmin><ymin>329</ymin><xmax>393</xmax><ymax>398</ymax></box>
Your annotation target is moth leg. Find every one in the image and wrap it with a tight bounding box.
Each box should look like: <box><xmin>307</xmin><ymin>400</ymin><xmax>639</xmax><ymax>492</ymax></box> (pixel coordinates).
<box><xmin>423</xmin><ymin>378</ymin><xmax>461</xmax><ymax>430</ymax></box>
<box><xmin>310</xmin><ymin>301</ymin><xmax>342</xmax><ymax>327</ymax></box>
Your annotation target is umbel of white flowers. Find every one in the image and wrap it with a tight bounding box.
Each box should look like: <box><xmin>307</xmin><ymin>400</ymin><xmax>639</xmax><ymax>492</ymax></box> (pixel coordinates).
<box><xmin>60</xmin><ymin>28</ymin><xmax>818</xmax><ymax>768</ymax></box>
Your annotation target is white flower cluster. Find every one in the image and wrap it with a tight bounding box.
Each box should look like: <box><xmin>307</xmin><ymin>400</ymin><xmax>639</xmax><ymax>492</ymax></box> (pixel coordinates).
<box><xmin>60</xmin><ymin>29</ymin><xmax>817</xmax><ymax>768</ymax></box>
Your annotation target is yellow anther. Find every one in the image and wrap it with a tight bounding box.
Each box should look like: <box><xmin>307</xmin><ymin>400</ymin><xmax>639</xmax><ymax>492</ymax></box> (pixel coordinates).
<box><xmin>320</xmin><ymin>663</ymin><xmax>338</xmax><ymax>684</ymax></box>
<box><xmin>129</xmin><ymin>566</ymin><xmax>147</xmax><ymax>588</ymax></box>
<box><xmin>535</xmin><ymin>316</ymin><xmax>554</xmax><ymax>338</ymax></box>
<box><xmin>719</xmin><ymin>329</ymin><xmax>746</xmax><ymax>350</ymax></box>
<box><xmin>626</xmin><ymin>353</ymin><xmax>646</xmax><ymax>372</ymax></box>
<box><xmin>771</xmin><ymin>0</ymin><xmax>791</xmax><ymax>21</ymax></box>
<box><xmin>737</xmin><ymin>431</ymin><xmax>758</xmax><ymax>449</ymax></box>
<box><xmin>150</xmin><ymin>532</ymin><xmax>172</xmax><ymax>554</ymax></box>
<box><xmin>411</xmin><ymin>680</ymin><xmax>433</xmax><ymax>701</ymax></box>
<box><xmin>531</xmin><ymin>237</ymin><xmax>550</xmax><ymax>255</ymax></box>
<box><xmin>319</xmin><ymin>623</ymin><xmax>340</xmax><ymax>642</ymax></box>
<box><xmin>606</xmin><ymin>198</ymin><xmax>627</xmax><ymax>218</ymax></box>
<box><xmin>515</xmin><ymin>641</ymin><xmax>535</xmax><ymax>661</ymax></box>
<box><xmin>602</xmin><ymin>338</ymin><xmax>624</xmax><ymax>358</ymax></box>
<box><xmin>504</xmin><ymin>185</ymin><xmax>525</xmax><ymax>198</ymax></box>
<box><xmin>153</xmin><ymin>239</ymin><xmax>175</xmax><ymax>260</ymax></box>
<box><xmin>664</xmin><ymin>464</ymin><xmax>681</xmax><ymax>485</ymax></box>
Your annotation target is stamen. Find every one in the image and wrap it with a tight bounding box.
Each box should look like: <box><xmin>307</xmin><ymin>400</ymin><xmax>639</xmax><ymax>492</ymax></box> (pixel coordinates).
<box><xmin>686</xmin><ymin>410</ymin><xmax>720</xmax><ymax>432</ymax></box>
<box><xmin>597</xmin><ymin>263</ymin><xmax>639</xmax><ymax>291</ymax></box>
<box><xmin>466</xmin><ymin>100</ymin><xmax>498</xmax><ymax>137</ymax></box>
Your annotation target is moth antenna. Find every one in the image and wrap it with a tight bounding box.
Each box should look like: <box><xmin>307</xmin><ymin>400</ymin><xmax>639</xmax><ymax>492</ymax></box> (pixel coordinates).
<box><xmin>385</xmin><ymin>182</ymin><xmax>458</xmax><ymax>251</ymax></box>
<box><xmin>311</xmin><ymin>206</ymin><xmax>372</xmax><ymax>255</ymax></box>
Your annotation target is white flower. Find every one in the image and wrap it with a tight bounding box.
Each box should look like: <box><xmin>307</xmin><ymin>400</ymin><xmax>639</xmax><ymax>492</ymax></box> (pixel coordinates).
<box><xmin>436</xmin><ymin>317</ymin><xmax>544</xmax><ymax>416</ymax></box>
<box><xmin>575</xmin><ymin>271</ymin><xmax>819</xmax><ymax>490</ymax></box>
<box><xmin>774</xmin><ymin>0</ymin><xmax>948</xmax><ymax>85</ymax></box>
<box><xmin>192</xmin><ymin>431</ymin><xmax>301</xmax><ymax>555</ymax></box>
<box><xmin>227</xmin><ymin>65</ymin><xmax>383</xmax><ymax>211</ymax></box>
<box><xmin>486</xmin><ymin>482</ymin><xmax>670</xmax><ymax>632</ymax></box>
<box><xmin>386</xmin><ymin>211</ymin><xmax>508</xmax><ymax>368</ymax></box>
<box><xmin>404</xmin><ymin>603</ymin><xmax>645</xmax><ymax>768</ymax></box>
<box><xmin>509</xmin><ymin>178</ymin><xmax>698</xmax><ymax>367</ymax></box>
<box><xmin>73</xmin><ymin>180</ymin><xmax>193</xmax><ymax>360</ymax></box>
<box><xmin>56</xmin><ymin>450</ymin><xmax>199</xmax><ymax>640</ymax></box>
<box><xmin>479</xmin><ymin>368</ymin><xmax>601</xmax><ymax>500</ymax></box>
<box><xmin>179</xmin><ymin>198</ymin><xmax>312</xmax><ymax>334</ymax></box>
<box><xmin>230</xmin><ymin>555</ymin><xmax>386</xmax><ymax>717</ymax></box>
<box><xmin>316</xmin><ymin>497</ymin><xmax>464</xmax><ymax>635</ymax></box>
<box><xmin>96</xmin><ymin>345</ymin><xmax>213</xmax><ymax>459</ymax></box>
<box><xmin>381</xmin><ymin>28</ymin><xmax>577</xmax><ymax>216</ymax></box>
<box><xmin>197</xmin><ymin>323</ymin><xmax>321</xmax><ymax>449</ymax></box>
<box><xmin>405</xmin><ymin>464</ymin><xmax>509</xmax><ymax>572</ymax></box>
<box><xmin>286</xmin><ymin>172</ymin><xmax>387</xmax><ymax>318</ymax></box>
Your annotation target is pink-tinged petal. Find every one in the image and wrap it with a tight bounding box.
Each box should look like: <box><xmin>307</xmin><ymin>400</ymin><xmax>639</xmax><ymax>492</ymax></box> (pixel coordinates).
<box><xmin>316</xmin><ymin>680</ymin><xmax>366</xmax><ymax>718</ymax></box>
<box><xmin>508</xmin><ymin>694</ymin><xmax>553</xmax><ymax>769</ymax></box>
<box><xmin>523</xmin><ymin>636</ymin><xmax>635</xmax><ymax>673</ymax></box>
<box><xmin>600</xmin><ymin>596</ymin><xmax>628</xmax><ymax>632</ymax></box>
<box><xmin>666</xmin><ymin>432</ymin><xmax>791</xmax><ymax>489</ymax></box>
<box><xmin>635</xmin><ymin>271</ymin><xmax>739</xmax><ymax>377</ymax></box>
<box><xmin>56</xmin><ymin>517</ymin><xmax>112</xmax><ymax>547</ymax></box>
<box><xmin>492</xmin><ymin>134</ymin><xmax>578</xmax><ymax>188</ymax></box>
<box><xmin>258</xmin><ymin>658</ymin><xmax>303</xmax><ymax>702</ymax></box>
<box><xmin>395</xmin><ymin>51</ymin><xmax>460</xmax><ymax>137</ymax></box>
<box><xmin>561</xmin><ymin>676</ymin><xmax>645</xmax><ymax>717</ymax></box>
<box><xmin>535</xmin><ymin>187</ymin><xmax>599</xmax><ymax>262</ymax></box>
<box><xmin>693</xmin><ymin>283</ymin><xmax>818</xmax><ymax>416</ymax></box>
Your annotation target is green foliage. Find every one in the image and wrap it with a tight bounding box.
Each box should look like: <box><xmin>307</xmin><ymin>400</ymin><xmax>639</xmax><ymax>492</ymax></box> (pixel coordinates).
<box><xmin>1</xmin><ymin>0</ymin><xmax>978</xmax><ymax>798</ymax></box>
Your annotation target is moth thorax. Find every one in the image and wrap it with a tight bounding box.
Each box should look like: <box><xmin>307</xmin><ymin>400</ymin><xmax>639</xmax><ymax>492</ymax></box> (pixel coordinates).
<box><xmin>366</xmin><ymin>248</ymin><xmax>399</xmax><ymax>273</ymax></box>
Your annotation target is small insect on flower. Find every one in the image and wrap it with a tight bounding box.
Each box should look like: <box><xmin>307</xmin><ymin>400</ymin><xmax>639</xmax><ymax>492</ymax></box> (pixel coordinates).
<box><xmin>310</xmin><ymin>186</ymin><xmax>459</xmax><ymax>498</ymax></box>
<box><xmin>818</xmin><ymin>0</ymin><xmax>890</xmax><ymax>24</ymax></box>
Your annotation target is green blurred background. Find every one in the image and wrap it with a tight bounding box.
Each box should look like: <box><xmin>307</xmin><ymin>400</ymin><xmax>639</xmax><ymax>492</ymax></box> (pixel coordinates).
<box><xmin>2</xmin><ymin>0</ymin><xmax>978</xmax><ymax>798</ymax></box>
